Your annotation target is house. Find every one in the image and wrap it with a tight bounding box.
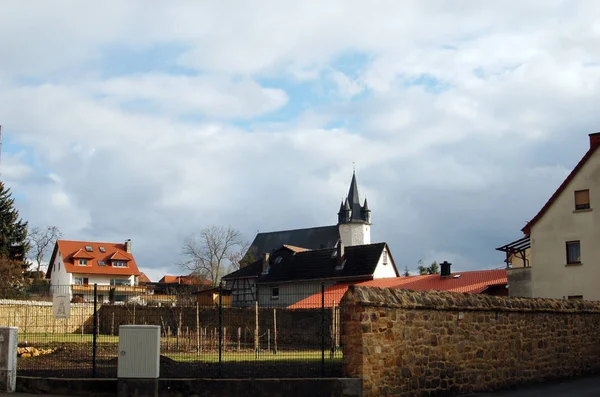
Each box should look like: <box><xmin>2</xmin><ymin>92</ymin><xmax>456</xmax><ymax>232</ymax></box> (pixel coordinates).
<box><xmin>223</xmin><ymin>172</ymin><xmax>399</xmax><ymax>307</ymax></box>
<box><xmin>224</xmin><ymin>241</ymin><xmax>398</xmax><ymax>307</ymax></box>
<box><xmin>46</xmin><ymin>239</ymin><xmax>143</xmax><ymax>302</ymax></box>
<box><xmin>289</xmin><ymin>263</ymin><xmax>508</xmax><ymax>309</ymax></box>
<box><xmin>504</xmin><ymin>132</ymin><xmax>600</xmax><ymax>300</ymax></box>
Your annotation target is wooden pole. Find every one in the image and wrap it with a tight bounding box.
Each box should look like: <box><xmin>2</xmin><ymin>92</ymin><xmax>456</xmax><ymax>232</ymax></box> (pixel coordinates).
<box><xmin>223</xmin><ymin>327</ymin><xmax>227</xmax><ymax>352</ymax></box>
<box><xmin>254</xmin><ymin>301</ymin><xmax>259</xmax><ymax>358</ymax></box>
<box><xmin>273</xmin><ymin>308</ymin><xmax>278</xmax><ymax>355</ymax></box>
<box><xmin>237</xmin><ymin>327</ymin><xmax>241</xmax><ymax>352</ymax></box>
<box><xmin>111</xmin><ymin>312</ymin><xmax>115</xmax><ymax>336</ymax></box>
<box><xmin>196</xmin><ymin>303</ymin><xmax>200</xmax><ymax>353</ymax></box>
<box><xmin>167</xmin><ymin>326</ymin><xmax>171</xmax><ymax>352</ymax></box>
<box><xmin>267</xmin><ymin>328</ymin><xmax>270</xmax><ymax>353</ymax></box>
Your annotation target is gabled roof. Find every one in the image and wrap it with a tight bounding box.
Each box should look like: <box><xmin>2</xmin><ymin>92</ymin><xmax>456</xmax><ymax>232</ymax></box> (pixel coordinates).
<box><xmin>245</xmin><ymin>225</ymin><xmax>340</xmax><ymax>259</ymax></box>
<box><xmin>109</xmin><ymin>251</ymin><xmax>131</xmax><ymax>261</ymax></box>
<box><xmin>138</xmin><ymin>272</ymin><xmax>152</xmax><ymax>284</ymax></box>
<box><xmin>47</xmin><ymin>240</ymin><xmax>141</xmax><ymax>278</ymax></box>
<box><xmin>289</xmin><ymin>269</ymin><xmax>508</xmax><ymax>309</ymax></box>
<box><xmin>225</xmin><ymin>242</ymin><xmax>398</xmax><ymax>284</ymax></box>
<box><xmin>222</xmin><ymin>261</ymin><xmax>262</xmax><ymax>280</ymax></box>
<box><xmin>158</xmin><ymin>274</ymin><xmax>211</xmax><ymax>285</ymax></box>
<box><xmin>522</xmin><ymin>135</ymin><xmax>600</xmax><ymax>235</ymax></box>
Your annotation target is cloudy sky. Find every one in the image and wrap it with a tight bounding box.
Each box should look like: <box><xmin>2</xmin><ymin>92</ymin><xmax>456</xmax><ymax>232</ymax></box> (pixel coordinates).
<box><xmin>1</xmin><ymin>1</ymin><xmax>599</xmax><ymax>281</ymax></box>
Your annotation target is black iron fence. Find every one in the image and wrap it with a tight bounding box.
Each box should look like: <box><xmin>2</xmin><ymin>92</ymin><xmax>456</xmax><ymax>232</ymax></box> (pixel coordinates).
<box><xmin>0</xmin><ymin>282</ymin><xmax>343</xmax><ymax>378</ymax></box>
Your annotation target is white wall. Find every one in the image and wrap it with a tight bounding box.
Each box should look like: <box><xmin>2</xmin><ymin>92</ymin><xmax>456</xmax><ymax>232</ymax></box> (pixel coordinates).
<box><xmin>257</xmin><ymin>281</ymin><xmax>336</xmax><ymax>307</ymax></box>
<box><xmin>530</xmin><ymin>147</ymin><xmax>600</xmax><ymax>301</ymax></box>
<box><xmin>372</xmin><ymin>247</ymin><xmax>398</xmax><ymax>279</ymax></box>
<box><xmin>50</xmin><ymin>252</ymin><xmax>72</xmax><ymax>287</ymax></box>
<box><xmin>71</xmin><ymin>274</ymin><xmax>134</xmax><ymax>286</ymax></box>
<box><xmin>339</xmin><ymin>224</ymin><xmax>371</xmax><ymax>247</ymax></box>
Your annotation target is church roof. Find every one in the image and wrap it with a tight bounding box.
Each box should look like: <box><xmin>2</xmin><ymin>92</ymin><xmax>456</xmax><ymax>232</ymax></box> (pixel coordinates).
<box><xmin>245</xmin><ymin>225</ymin><xmax>340</xmax><ymax>260</ymax></box>
<box><xmin>346</xmin><ymin>171</ymin><xmax>363</xmax><ymax>222</ymax></box>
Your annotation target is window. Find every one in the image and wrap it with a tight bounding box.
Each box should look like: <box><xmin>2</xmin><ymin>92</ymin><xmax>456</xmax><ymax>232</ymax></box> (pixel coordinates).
<box><xmin>74</xmin><ymin>277</ymin><xmax>84</xmax><ymax>285</ymax></box>
<box><xmin>566</xmin><ymin>241</ymin><xmax>581</xmax><ymax>264</ymax></box>
<box><xmin>99</xmin><ymin>246</ymin><xmax>106</xmax><ymax>253</ymax></box>
<box><xmin>110</xmin><ymin>279</ymin><xmax>130</xmax><ymax>286</ymax></box>
<box><xmin>112</xmin><ymin>260</ymin><xmax>127</xmax><ymax>267</ymax></box>
<box><xmin>568</xmin><ymin>295</ymin><xmax>583</xmax><ymax>300</ymax></box>
<box><xmin>575</xmin><ymin>190</ymin><xmax>590</xmax><ymax>210</ymax></box>
<box><xmin>274</xmin><ymin>256</ymin><xmax>283</xmax><ymax>264</ymax></box>
<box><xmin>78</xmin><ymin>259</ymin><xmax>88</xmax><ymax>266</ymax></box>
<box><xmin>382</xmin><ymin>251</ymin><xmax>388</xmax><ymax>265</ymax></box>
<box><xmin>271</xmin><ymin>287</ymin><xmax>279</xmax><ymax>300</ymax></box>
<box><xmin>98</xmin><ymin>260</ymin><xmax>106</xmax><ymax>266</ymax></box>
<box><xmin>85</xmin><ymin>245</ymin><xmax>93</xmax><ymax>252</ymax></box>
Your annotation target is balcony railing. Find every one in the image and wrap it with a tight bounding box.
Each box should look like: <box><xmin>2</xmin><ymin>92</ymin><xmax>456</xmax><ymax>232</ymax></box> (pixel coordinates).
<box><xmin>71</xmin><ymin>285</ymin><xmax>147</xmax><ymax>294</ymax></box>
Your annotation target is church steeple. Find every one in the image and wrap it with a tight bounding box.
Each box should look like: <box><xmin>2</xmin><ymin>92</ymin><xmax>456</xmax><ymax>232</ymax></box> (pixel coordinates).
<box><xmin>337</xmin><ymin>170</ymin><xmax>372</xmax><ymax>246</ymax></box>
<box><xmin>338</xmin><ymin>171</ymin><xmax>371</xmax><ymax>225</ymax></box>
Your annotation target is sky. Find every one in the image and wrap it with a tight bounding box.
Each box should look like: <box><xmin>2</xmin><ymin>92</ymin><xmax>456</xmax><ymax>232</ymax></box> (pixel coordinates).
<box><xmin>1</xmin><ymin>1</ymin><xmax>600</xmax><ymax>282</ymax></box>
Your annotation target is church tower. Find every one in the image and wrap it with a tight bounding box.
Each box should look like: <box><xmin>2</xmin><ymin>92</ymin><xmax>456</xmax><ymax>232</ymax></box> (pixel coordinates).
<box><xmin>337</xmin><ymin>171</ymin><xmax>371</xmax><ymax>246</ymax></box>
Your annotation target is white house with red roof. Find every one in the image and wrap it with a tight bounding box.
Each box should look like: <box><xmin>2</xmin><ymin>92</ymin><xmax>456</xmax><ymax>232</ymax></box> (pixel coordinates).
<box><xmin>46</xmin><ymin>239</ymin><xmax>142</xmax><ymax>301</ymax></box>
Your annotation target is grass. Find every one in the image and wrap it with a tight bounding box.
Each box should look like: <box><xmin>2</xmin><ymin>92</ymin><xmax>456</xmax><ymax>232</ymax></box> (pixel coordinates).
<box><xmin>17</xmin><ymin>333</ymin><xmax>343</xmax><ymax>364</ymax></box>
<box><xmin>166</xmin><ymin>350</ymin><xmax>343</xmax><ymax>363</ymax></box>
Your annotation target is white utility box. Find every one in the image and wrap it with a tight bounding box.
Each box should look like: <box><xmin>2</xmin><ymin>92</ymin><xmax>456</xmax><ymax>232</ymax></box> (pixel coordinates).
<box><xmin>117</xmin><ymin>325</ymin><xmax>160</xmax><ymax>379</ymax></box>
<box><xmin>0</xmin><ymin>327</ymin><xmax>18</xmax><ymax>392</ymax></box>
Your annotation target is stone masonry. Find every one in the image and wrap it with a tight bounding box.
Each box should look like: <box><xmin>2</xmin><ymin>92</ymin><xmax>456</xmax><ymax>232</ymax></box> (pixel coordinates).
<box><xmin>341</xmin><ymin>286</ymin><xmax>600</xmax><ymax>397</ymax></box>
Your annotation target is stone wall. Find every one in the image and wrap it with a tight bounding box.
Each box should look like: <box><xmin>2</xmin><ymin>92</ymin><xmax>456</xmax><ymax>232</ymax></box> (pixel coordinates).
<box><xmin>341</xmin><ymin>286</ymin><xmax>600</xmax><ymax>397</ymax></box>
<box><xmin>0</xmin><ymin>301</ymin><xmax>95</xmax><ymax>334</ymax></box>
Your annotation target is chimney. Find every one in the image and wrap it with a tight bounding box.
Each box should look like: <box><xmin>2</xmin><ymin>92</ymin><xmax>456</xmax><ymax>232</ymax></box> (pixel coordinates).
<box><xmin>125</xmin><ymin>239</ymin><xmax>132</xmax><ymax>253</ymax></box>
<box><xmin>262</xmin><ymin>253</ymin><xmax>270</xmax><ymax>273</ymax></box>
<box><xmin>337</xmin><ymin>240</ymin><xmax>345</xmax><ymax>266</ymax></box>
<box><xmin>589</xmin><ymin>132</ymin><xmax>600</xmax><ymax>149</ymax></box>
<box><xmin>440</xmin><ymin>261</ymin><xmax>452</xmax><ymax>278</ymax></box>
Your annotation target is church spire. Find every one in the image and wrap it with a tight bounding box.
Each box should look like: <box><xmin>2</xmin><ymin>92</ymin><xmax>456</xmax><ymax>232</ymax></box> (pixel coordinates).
<box><xmin>338</xmin><ymin>170</ymin><xmax>371</xmax><ymax>225</ymax></box>
<box><xmin>346</xmin><ymin>171</ymin><xmax>362</xmax><ymax>220</ymax></box>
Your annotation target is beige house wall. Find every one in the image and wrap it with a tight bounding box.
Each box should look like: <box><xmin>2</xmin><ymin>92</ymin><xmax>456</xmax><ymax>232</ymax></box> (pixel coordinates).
<box><xmin>530</xmin><ymin>148</ymin><xmax>600</xmax><ymax>300</ymax></box>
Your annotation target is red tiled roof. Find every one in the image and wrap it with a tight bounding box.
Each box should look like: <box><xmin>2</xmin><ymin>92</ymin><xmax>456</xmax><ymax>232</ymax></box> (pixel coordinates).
<box><xmin>522</xmin><ymin>136</ymin><xmax>600</xmax><ymax>235</ymax></box>
<box><xmin>47</xmin><ymin>240</ymin><xmax>141</xmax><ymax>278</ymax></box>
<box><xmin>159</xmin><ymin>274</ymin><xmax>211</xmax><ymax>285</ymax></box>
<box><xmin>288</xmin><ymin>269</ymin><xmax>508</xmax><ymax>309</ymax></box>
<box><xmin>138</xmin><ymin>272</ymin><xmax>152</xmax><ymax>284</ymax></box>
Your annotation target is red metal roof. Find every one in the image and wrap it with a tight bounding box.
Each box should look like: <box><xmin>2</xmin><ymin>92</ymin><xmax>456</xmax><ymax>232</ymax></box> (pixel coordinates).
<box><xmin>522</xmin><ymin>135</ymin><xmax>600</xmax><ymax>235</ymax></box>
<box><xmin>47</xmin><ymin>240</ymin><xmax>141</xmax><ymax>278</ymax></box>
<box><xmin>288</xmin><ymin>269</ymin><xmax>508</xmax><ymax>309</ymax></box>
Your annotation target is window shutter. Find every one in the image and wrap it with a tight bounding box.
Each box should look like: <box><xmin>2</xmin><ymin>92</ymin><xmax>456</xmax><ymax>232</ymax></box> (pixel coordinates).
<box><xmin>575</xmin><ymin>190</ymin><xmax>590</xmax><ymax>207</ymax></box>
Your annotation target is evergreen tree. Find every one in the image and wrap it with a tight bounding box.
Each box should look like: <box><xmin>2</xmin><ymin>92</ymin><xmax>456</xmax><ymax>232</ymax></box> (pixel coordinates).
<box><xmin>0</xmin><ymin>181</ymin><xmax>28</xmax><ymax>265</ymax></box>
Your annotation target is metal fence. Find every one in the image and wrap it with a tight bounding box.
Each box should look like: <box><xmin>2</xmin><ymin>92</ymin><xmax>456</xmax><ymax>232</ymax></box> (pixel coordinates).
<box><xmin>0</xmin><ymin>282</ymin><xmax>343</xmax><ymax>378</ymax></box>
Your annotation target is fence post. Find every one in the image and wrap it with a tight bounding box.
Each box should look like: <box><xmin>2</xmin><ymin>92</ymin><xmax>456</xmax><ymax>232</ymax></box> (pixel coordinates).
<box><xmin>218</xmin><ymin>281</ymin><xmax>223</xmax><ymax>378</ymax></box>
<box><xmin>321</xmin><ymin>281</ymin><xmax>325</xmax><ymax>377</ymax></box>
<box><xmin>92</xmin><ymin>283</ymin><xmax>98</xmax><ymax>378</ymax></box>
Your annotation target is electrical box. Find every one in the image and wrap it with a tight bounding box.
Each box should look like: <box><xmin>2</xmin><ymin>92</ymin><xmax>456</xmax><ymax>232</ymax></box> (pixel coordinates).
<box><xmin>0</xmin><ymin>327</ymin><xmax>18</xmax><ymax>392</ymax></box>
<box><xmin>117</xmin><ymin>325</ymin><xmax>160</xmax><ymax>378</ymax></box>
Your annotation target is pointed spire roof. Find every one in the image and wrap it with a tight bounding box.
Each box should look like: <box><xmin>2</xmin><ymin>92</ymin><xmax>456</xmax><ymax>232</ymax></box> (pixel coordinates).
<box><xmin>362</xmin><ymin>198</ymin><xmax>370</xmax><ymax>212</ymax></box>
<box><xmin>346</xmin><ymin>171</ymin><xmax>363</xmax><ymax>221</ymax></box>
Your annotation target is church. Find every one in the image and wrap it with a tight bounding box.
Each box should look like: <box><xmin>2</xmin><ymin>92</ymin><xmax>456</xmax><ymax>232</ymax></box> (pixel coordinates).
<box><xmin>222</xmin><ymin>172</ymin><xmax>399</xmax><ymax>307</ymax></box>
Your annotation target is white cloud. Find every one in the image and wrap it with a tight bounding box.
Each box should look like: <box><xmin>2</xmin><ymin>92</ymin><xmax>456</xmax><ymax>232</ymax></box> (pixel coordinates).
<box><xmin>2</xmin><ymin>1</ymin><xmax>600</xmax><ymax>276</ymax></box>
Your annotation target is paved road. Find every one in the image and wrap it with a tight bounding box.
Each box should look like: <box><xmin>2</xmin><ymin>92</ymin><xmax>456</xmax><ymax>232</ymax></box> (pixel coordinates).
<box><xmin>1</xmin><ymin>375</ymin><xmax>598</xmax><ymax>396</ymax></box>
<box><xmin>467</xmin><ymin>375</ymin><xmax>600</xmax><ymax>397</ymax></box>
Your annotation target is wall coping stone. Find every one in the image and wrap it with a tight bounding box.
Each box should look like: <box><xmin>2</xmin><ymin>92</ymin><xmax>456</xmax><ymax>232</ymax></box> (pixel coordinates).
<box><xmin>340</xmin><ymin>286</ymin><xmax>600</xmax><ymax>314</ymax></box>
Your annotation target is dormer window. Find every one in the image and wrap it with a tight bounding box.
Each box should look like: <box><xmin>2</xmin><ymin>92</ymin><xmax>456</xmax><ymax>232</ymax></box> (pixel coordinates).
<box><xmin>85</xmin><ymin>245</ymin><xmax>93</xmax><ymax>252</ymax></box>
<box><xmin>99</xmin><ymin>246</ymin><xmax>106</xmax><ymax>253</ymax></box>
<box><xmin>78</xmin><ymin>259</ymin><xmax>88</xmax><ymax>266</ymax></box>
<box><xmin>575</xmin><ymin>189</ymin><xmax>590</xmax><ymax>210</ymax></box>
<box><xmin>112</xmin><ymin>260</ymin><xmax>127</xmax><ymax>268</ymax></box>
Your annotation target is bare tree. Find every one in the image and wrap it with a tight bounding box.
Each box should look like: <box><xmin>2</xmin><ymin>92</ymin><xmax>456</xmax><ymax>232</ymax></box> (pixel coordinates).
<box><xmin>27</xmin><ymin>226</ymin><xmax>62</xmax><ymax>273</ymax></box>
<box><xmin>181</xmin><ymin>226</ymin><xmax>247</xmax><ymax>286</ymax></box>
